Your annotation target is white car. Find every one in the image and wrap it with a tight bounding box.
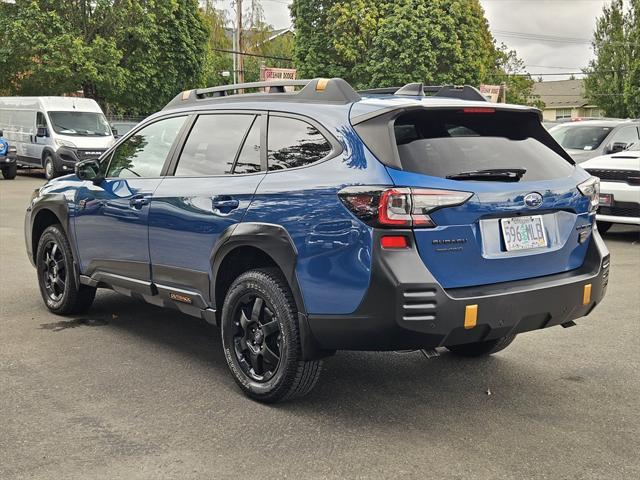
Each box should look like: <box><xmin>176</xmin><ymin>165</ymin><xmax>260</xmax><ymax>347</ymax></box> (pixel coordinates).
<box><xmin>581</xmin><ymin>144</ymin><xmax>640</xmax><ymax>233</ymax></box>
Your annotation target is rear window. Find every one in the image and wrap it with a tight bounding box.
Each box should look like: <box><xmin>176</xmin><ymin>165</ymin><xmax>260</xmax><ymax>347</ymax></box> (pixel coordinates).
<box><xmin>394</xmin><ymin>110</ymin><xmax>575</xmax><ymax>181</ymax></box>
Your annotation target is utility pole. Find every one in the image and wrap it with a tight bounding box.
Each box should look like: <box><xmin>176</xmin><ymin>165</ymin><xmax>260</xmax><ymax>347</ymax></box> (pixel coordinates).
<box><xmin>236</xmin><ymin>0</ymin><xmax>244</xmax><ymax>84</ymax></box>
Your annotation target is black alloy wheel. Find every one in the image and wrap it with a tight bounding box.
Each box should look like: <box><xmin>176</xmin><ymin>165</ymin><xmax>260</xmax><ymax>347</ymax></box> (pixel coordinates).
<box><xmin>221</xmin><ymin>268</ymin><xmax>323</xmax><ymax>403</ymax></box>
<box><xmin>36</xmin><ymin>225</ymin><xmax>96</xmax><ymax>315</ymax></box>
<box><xmin>41</xmin><ymin>240</ymin><xmax>66</xmax><ymax>302</ymax></box>
<box><xmin>232</xmin><ymin>294</ymin><xmax>282</xmax><ymax>382</ymax></box>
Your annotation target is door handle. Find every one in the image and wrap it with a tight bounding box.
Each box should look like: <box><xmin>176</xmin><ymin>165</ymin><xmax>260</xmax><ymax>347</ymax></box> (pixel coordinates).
<box><xmin>129</xmin><ymin>195</ymin><xmax>149</xmax><ymax>209</ymax></box>
<box><xmin>212</xmin><ymin>196</ymin><xmax>239</xmax><ymax>210</ymax></box>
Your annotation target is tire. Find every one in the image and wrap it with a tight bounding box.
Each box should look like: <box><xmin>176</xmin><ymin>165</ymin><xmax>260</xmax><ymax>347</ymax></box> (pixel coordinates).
<box><xmin>597</xmin><ymin>221</ymin><xmax>612</xmax><ymax>234</ymax></box>
<box><xmin>2</xmin><ymin>164</ymin><xmax>17</xmax><ymax>179</ymax></box>
<box><xmin>43</xmin><ymin>154</ymin><xmax>57</xmax><ymax>180</ymax></box>
<box><xmin>36</xmin><ymin>225</ymin><xmax>96</xmax><ymax>315</ymax></box>
<box><xmin>447</xmin><ymin>334</ymin><xmax>516</xmax><ymax>358</ymax></box>
<box><xmin>221</xmin><ymin>268</ymin><xmax>322</xmax><ymax>403</ymax></box>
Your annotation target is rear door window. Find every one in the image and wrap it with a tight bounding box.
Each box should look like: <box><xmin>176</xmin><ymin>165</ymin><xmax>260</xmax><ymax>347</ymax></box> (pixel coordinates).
<box><xmin>267</xmin><ymin>116</ymin><xmax>332</xmax><ymax>170</ymax></box>
<box><xmin>394</xmin><ymin>110</ymin><xmax>575</xmax><ymax>181</ymax></box>
<box><xmin>175</xmin><ymin>114</ymin><xmax>255</xmax><ymax>176</ymax></box>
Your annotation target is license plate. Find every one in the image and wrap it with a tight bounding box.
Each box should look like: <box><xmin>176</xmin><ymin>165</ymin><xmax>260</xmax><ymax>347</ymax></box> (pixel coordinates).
<box><xmin>501</xmin><ymin>216</ymin><xmax>547</xmax><ymax>251</ymax></box>
<box><xmin>599</xmin><ymin>193</ymin><xmax>613</xmax><ymax>207</ymax></box>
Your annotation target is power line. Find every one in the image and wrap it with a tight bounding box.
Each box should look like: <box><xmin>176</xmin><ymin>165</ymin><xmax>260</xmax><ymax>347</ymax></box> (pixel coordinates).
<box><xmin>211</xmin><ymin>47</ymin><xmax>294</xmax><ymax>62</ymax></box>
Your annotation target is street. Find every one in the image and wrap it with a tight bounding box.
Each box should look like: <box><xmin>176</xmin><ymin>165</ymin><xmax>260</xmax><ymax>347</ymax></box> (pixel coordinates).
<box><xmin>1</xmin><ymin>174</ymin><xmax>639</xmax><ymax>480</ymax></box>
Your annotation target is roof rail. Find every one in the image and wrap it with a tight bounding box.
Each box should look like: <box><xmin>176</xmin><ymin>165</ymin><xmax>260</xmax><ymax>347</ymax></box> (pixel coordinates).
<box><xmin>163</xmin><ymin>78</ymin><xmax>362</xmax><ymax>110</ymax></box>
<box><xmin>358</xmin><ymin>83</ymin><xmax>488</xmax><ymax>102</ymax></box>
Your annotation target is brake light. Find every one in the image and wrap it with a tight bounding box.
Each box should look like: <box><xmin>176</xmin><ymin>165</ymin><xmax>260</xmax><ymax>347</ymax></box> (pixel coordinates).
<box><xmin>462</xmin><ymin>107</ymin><xmax>495</xmax><ymax>114</ymax></box>
<box><xmin>577</xmin><ymin>176</ymin><xmax>600</xmax><ymax>212</ymax></box>
<box><xmin>339</xmin><ymin>187</ymin><xmax>472</xmax><ymax>228</ymax></box>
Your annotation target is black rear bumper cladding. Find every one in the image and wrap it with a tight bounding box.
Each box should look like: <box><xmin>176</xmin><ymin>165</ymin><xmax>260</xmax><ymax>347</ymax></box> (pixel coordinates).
<box><xmin>307</xmin><ymin>229</ymin><xmax>609</xmax><ymax>351</ymax></box>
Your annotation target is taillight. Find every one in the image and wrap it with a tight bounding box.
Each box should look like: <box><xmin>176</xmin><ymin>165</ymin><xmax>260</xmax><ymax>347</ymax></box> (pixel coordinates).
<box><xmin>577</xmin><ymin>176</ymin><xmax>600</xmax><ymax>212</ymax></box>
<box><xmin>339</xmin><ymin>186</ymin><xmax>472</xmax><ymax>228</ymax></box>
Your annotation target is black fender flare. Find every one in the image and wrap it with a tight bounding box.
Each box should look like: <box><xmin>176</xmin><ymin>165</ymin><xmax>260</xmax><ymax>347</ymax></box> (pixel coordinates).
<box><xmin>210</xmin><ymin>222</ymin><xmax>304</xmax><ymax>312</ymax></box>
<box><xmin>28</xmin><ymin>193</ymin><xmax>81</xmax><ymax>288</ymax></box>
<box><xmin>210</xmin><ymin>222</ymin><xmax>330</xmax><ymax>360</ymax></box>
<box><xmin>41</xmin><ymin>147</ymin><xmax>57</xmax><ymax>166</ymax></box>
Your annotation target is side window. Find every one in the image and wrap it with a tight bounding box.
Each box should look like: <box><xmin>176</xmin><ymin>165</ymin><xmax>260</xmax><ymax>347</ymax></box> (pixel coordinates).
<box><xmin>610</xmin><ymin>126</ymin><xmax>639</xmax><ymax>147</ymax></box>
<box><xmin>267</xmin><ymin>116</ymin><xmax>332</xmax><ymax>171</ymax></box>
<box><xmin>234</xmin><ymin>117</ymin><xmax>262</xmax><ymax>174</ymax></box>
<box><xmin>175</xmin><ymin>114</ymin><xmax>255</xmax><ymax>177</ymax></box>
<box><xmin>36</xmin><ymin>112</ymin><xmax>47</xmax><ymax>128</ymax></box>
<box><xmin>107</xmin><ymin>116</ymin><xmax>186</xmax><ymax>178</ymax></box>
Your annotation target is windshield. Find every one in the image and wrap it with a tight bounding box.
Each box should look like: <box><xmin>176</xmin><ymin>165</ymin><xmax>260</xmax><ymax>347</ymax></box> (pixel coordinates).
<box><xmin>49</xmin><ymin>111</ymin><xmax>112</xmax><ymax>136</ymax></box>
<box><xmin>549</xmin><ymin>125</ymin><xmax>613</xmax><ymax>151</ymax></box>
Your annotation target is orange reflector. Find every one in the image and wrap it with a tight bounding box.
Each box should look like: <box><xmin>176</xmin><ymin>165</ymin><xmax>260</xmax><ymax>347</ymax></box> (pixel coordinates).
<box><xmin>583</xmin><ymin>284</ymin><xmax>592</xmax><ymax>305</ymax></box>
<box><xmin>464</xmin><ymin>305</ymin><xmax>478</xmax><ymax>329</ymax></box>
<box><xmin>380</xmin><ymin>235</ymin><xmax>408</xmax><ymax>249</ymax></box>
<box><xmin>316</xmin><ymin>78</ymin><xmax>329</xmax><ymax>91</ymax></box>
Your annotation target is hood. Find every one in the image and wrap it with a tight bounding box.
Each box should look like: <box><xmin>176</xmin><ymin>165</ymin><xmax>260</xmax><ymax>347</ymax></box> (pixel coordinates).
<box><xmin>581</xmin><ymin>152</ymin><xmax>640</xmax><ymax>171</ymax></box>
<box><xmin>56</xmin><ymin>134</ymin><xmax>114</xmax><ymax>150</ymax></box>
<box><xmin>566</xmin><ymin>148</ymin><xmax>599</xmax><ymax>163</ymax></box>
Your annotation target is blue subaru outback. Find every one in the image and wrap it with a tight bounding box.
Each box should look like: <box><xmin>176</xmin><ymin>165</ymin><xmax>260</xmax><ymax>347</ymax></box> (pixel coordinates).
<box><xmin>25</xmin><ymin>78</ymin><xmax>609</xmax><ymax>402</ymax></box>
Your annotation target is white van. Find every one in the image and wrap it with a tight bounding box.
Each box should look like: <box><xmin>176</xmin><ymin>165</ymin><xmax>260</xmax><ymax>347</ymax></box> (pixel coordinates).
<box><xmin>0</xmin><ymin>97</ymin><xmax>115</xmax><ymax>179</ymax></box>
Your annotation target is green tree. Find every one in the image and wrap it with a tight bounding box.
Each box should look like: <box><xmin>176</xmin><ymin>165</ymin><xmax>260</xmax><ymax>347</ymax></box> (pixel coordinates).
<box><xmin>291</xmin><ymin>0</ymin><xmax>499</xmax><ymax>90</ymax></box>
<box><xmin>584</xmin><ymin>0</ymin><xmax>639</xmax><ymax>118</ymax></box>
<box><xmin>0</xmin><ymin>0</ymin><xmax>209</xmax><ymax>115</ymax></box>
<box><xmin>485</xmin><ymin>44</ymin><xmax>544</xmax><ymax>109</ymax></box>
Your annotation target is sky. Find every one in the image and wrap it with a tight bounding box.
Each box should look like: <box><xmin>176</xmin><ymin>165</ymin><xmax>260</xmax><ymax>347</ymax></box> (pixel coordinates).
<box><xmin>218</xmin><ymin>0</ymin><xmax>615</xmax><ymax>81</ymax></box>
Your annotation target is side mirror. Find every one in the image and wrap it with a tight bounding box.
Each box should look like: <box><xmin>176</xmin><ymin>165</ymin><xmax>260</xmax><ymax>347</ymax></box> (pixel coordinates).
<box><xmin>75</xmin><ymin>159</ymin><xmax>104</xmax><ymax>185</ymax></box>
<box><xmin>608</xmin><ymin>142</ymin><xmax>628</xmax><ymax>154</ymax></box>
<box><xmin>36</xmin><ymin>127</ymin><xmax>48</xmax><ymax>138</ymax></box>
<box><xmin>110</xmin><ymin>125</ymin><xmax>118</xmax><ymax>137</ymax></box>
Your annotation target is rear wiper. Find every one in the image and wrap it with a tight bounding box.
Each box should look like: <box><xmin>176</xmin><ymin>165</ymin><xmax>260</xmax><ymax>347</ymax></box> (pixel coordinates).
<box><xmin>446</xmin><ymin>168</ymin><xmax>527</xmax><ymax>182</ymax></box>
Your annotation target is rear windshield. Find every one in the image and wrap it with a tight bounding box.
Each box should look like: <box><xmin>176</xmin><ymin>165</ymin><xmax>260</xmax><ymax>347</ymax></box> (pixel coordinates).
<box><xmin>549</xmin><ymin>124</ymin><xmax>613</xmax><ymax>151</ymax></box>
<box><xmin>394</xmin><ymin>110</ymin><xmax>575</xmax><ymax>181</ymax></box>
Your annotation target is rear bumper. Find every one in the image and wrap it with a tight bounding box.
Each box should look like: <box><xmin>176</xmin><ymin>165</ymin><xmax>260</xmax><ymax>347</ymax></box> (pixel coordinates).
<box><xmin>307</xmin><ymin>229</ymin><xmax>610</xmax><ymax>351</ymax></box>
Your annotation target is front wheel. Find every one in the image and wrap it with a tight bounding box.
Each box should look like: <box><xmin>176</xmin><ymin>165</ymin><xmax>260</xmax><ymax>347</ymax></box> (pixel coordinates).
<box><xmin>44</xmin><ymin>154</ymin><xmax>57</xmax><ymax>180</ymax></box>
<box><xmin>36</xmin><ymin>225</ymin><xmax>96</xmax><ymax>314</ymax></box>
<box><xmin>221</xmin><ymin>268</ymin><xmax>322</xmax><ymax>403</ymax></box>
<box><xmin>447</xmin><ymin>334</ymin><xmax>516</xmax><ymax>358</ymax></box>
<box><xmin>2</xmin><ymin>164</ymin><xmax>17</xmax><ymax>179</ymax></box>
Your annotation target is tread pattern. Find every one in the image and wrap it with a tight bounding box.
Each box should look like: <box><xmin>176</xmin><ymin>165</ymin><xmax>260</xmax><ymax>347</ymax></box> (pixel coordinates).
<box><xmin>222</xmin><ymin>267</ymin><xmax>322</xmax><ymax>402</ymax></box>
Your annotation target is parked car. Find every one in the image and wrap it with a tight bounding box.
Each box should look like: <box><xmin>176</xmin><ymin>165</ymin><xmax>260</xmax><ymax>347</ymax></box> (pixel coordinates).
<box><xmin>581</xmin><ymin>143</ymin><xmax>640</xmax><ymax>233</ymax></box>
<box><xmin>109</xmin><ymin>121</ymin><xmax>139</xmax><ymax>139</ymax></box>
<box><xmin>0</xmin><ymin>129</ymin><xmax>17</xmax><ymax>179</ymax></box>
<box><xmin>549</xmin><ymin>120</ymin><xmax>640</xmax><ymax>163</ymax></box>
<box><xmin>24</xmin><ymin>78</ymin><xmax>609</xmax><ymax>402</ymax></box>
<box><xmin>0</xmin><ymin>96</ymin><xmax>115</xmax><ymax>179</ymax></box>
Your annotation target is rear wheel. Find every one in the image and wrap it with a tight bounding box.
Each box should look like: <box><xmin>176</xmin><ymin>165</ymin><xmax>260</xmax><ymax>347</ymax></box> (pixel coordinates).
<box><xmin>36</xmin><ymin>225</ymin><xmax>96</xmax><ymax>314</ymax></box>
<box><xmin>221</xmin><ymin>268</ymin><xmax>322</xmax><ymax>403</ymax></box>
<box><xmin>2</xmin><ymin>164</ymin><xmax>17</xmax><ymax>179</ymax></box>
<box><xmin>597</xmin><ymin>221</ymin><xmax>612</xmax><ymax>234</ymax></box>
<box><xmin>447</xmin><ymin>334</ymin><xmax>516</xmax><ymax>358</ymax></box>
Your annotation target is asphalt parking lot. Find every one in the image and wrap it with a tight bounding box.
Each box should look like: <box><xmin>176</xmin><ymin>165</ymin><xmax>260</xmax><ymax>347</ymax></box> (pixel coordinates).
<box><xmin>1</xmin><ymin>174</ymin><xmax>639</xmax><ymax>480</ymax></box>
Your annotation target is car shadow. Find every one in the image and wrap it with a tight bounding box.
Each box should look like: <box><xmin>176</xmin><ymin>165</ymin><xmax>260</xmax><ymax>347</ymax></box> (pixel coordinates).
<box><xmin>601</xmin><ymin>224</ymin><xmax>640</xmax><ymax>243</ymax></box>
<box><xmin>67</xmin><ymin>290</ymin><xmax>567</xmax><ymax>429</ymax></box>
